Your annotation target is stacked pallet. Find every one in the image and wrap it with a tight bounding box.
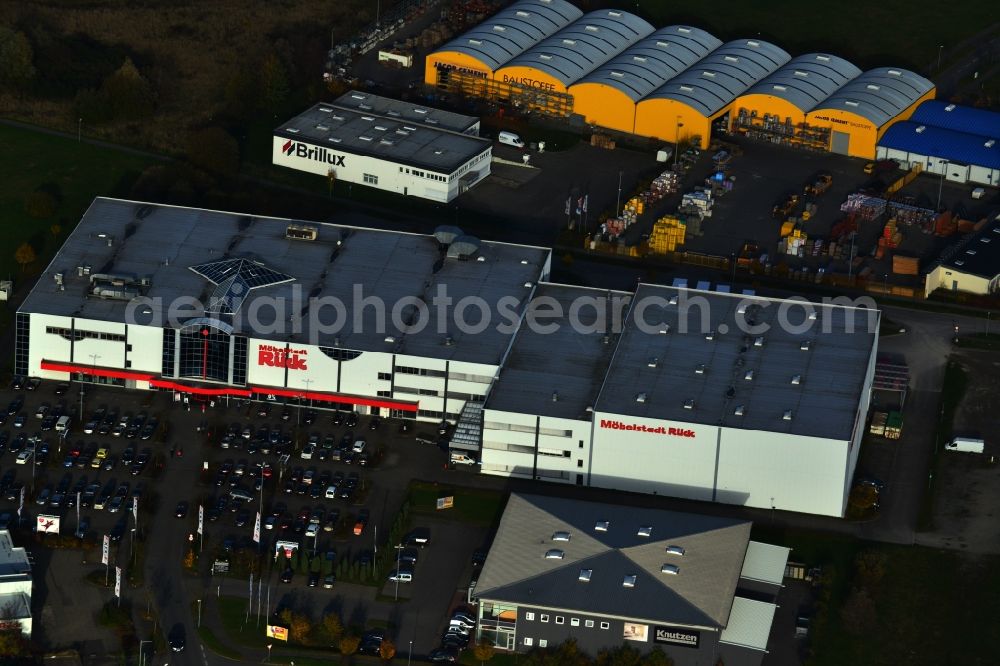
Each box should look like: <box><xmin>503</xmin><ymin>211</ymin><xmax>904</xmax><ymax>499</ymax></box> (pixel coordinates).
<box><xmin>647</xmin><ymin>217</ymin><xmax>686</xmax><ymax>254</ymax></box>
<box><xmin>778</xmin><ymin>229</ymin><xmax>808</xmax><ymax>256</ymax></box>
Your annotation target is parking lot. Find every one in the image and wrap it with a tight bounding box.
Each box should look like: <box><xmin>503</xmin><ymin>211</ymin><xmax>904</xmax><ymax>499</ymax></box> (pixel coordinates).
<box><xmin>0</xmin><ymin>376</ymin><xmax>500</xmax><ymax>661</ymax></box>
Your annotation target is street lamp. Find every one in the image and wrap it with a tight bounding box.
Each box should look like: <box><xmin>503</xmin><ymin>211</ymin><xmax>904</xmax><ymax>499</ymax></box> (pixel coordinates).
<box><xmin>394</xmin><ymin>544</ymin><xmax>404</xmax><ymax>601</ymax></box>
<box><xmin>138</xmin><ymin>639</ymin><xmax>150</xmax><ymax>666</ymax></box>
<box><xmin>615</xmin><ymin>170</ymin><xmax>623</xmax><ymax>217</ymax></box>
<box><xmin>408</xmin><ymin>639</ymin><xmax>413</xmax><ymax>666</ymax></box>
<box><xmin>266</xmin><ymin>644</ymin><xmax>273</xmax><ymax>663</ymax></box>
<box><xmin>673</xmin><ymin>116</ymin><xmax>684</xmax><ymax>171</ymax></box>
<box><xmin>937</xmin><ymin>44</ymin><xmax>944</xmax><ymax>71</ymax></box>
<box><xmin>298</xmin><ymin>378</ymin><xmax>314</xmax><ymax>428</ymax></box>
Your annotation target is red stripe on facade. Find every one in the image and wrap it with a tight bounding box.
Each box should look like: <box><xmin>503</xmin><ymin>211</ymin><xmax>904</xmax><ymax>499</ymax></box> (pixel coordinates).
<box><xmin>250</xmin><ymin>386</ymin><xmax>419</xmax><ymax>412</ymax></box>
<box><xmin>149</xmin><ymin>380</ymin><xmax>253</xmax><ymax>397</ymax></box>
<box><xmin>40</xmin><ymin>360</ymin><xmax>154</xmax><ymax>381</ymax></box>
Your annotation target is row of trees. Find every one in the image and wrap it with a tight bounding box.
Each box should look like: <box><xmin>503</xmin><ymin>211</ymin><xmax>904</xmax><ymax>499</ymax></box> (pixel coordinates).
<box><xmin>273</xmin><ymin>608</ymin><xmax>396</xmax><ymax>660</ymax></box>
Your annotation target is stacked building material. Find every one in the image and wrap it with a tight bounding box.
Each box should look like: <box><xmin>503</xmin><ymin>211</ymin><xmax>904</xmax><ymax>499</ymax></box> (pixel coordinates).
<box><xmin>647</xmin><ymin>217</ymin><xmax>686</xmax><ymax>254</ymax></box>
<box><xmin>892</xmin><ymin>255</ymin><xmax>919</xmax><ymax>276</ymax></box>
<box><xmin>840</xmin><ymin>193</ymin><xmax>886</xmax><ymax>221</ymax></box>
<box><xmin>869</xmin><ymin>411</ymin><xmax>887</xmax><ymax>436</ymax></box>
<box><xmin>884</xmin><ymin>411</ymin><xmax>903</xmax><ymax>440</ymax></box>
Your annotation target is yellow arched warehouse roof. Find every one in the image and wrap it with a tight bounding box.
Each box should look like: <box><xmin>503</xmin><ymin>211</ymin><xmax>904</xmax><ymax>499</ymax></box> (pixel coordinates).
<box><xmin>432</xmin><ymin>0</ymin><xmax>582</xmax><ymax>72</ymax></box>
<box><xmin>740</xmin><ymin>53</ymin><xmax>862</xmax><ymax>112</ymax></box>
<box><xmin>498</xmin><ymin>10</ymin><xmax>656</xmax><ymax>87</ymax></box>
<box><xmin>571</xmin><ymin>26</ymin><xmax>723</xmax><ymax>102</ymax></box>
<box><xmin>642</xmin><ymin>39</ymin><xmax>792</xmax><ymax>117</ymax></box>
<box><xmin>811</xmin><ymin>67</ymin><xmax>935</xmax><ymax>128</ymax></box>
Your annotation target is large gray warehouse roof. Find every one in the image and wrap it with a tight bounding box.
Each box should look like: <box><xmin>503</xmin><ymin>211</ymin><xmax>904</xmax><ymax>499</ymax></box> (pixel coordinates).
<box><xmin>642</xmin><ymin>39</ymin><xmax>792</xmax><ymax>117</ymax></box>
<box><xmin>740</xmin><ymin>53</ymin><xmax>862</xmax><ymax>112</ymax></box>
<box><xmin>594</xmin><ymin>284</ymin><xmax>877</xmax><ymax>441</ymax></box>
<box><xmin>571</xmin><ymin>26</ymin><xmax>723</xmax><ymax>101</ymax></box>
<box><xmin>434</xmin><ymin>0</ymin><xmax>582</xmax><ymax>71</ymax></box>
<box><xmin>331</xmin><ymin>90</ymin><xmax>479</xmax><ymax>133</ymax></box>
<box><xmin>476</xmin><ymin>493</ymin><xmax>752</xmax><ymax>629</ymax></box>
<box><xmin>275</xmin><ymin>102</ymin><xmax>490</xmax><ymax>174</ymax></box>
<box><xmin>486</xmin><ymin>284</ymin><xmax>628</xmax><ymax>420</ymax></box>
<box><xmin>499</xmin><ymin>10</ymin><xmax>655</xmax><ymax>87</ymax></box>
<box><xmin>811</xmin><ymin>67</ymin><xmax>934</xmax><ymax>127</ymax></box>
<box><xmin>21</xmin><ymin>199</ymin><xmax>551</xmax><ymax>366</ymax></box>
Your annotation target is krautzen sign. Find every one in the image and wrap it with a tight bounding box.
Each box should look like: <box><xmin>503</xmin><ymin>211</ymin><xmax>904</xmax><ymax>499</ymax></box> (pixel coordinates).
<box><xmin>258</xmin><ymin>344</ymin><xmax>308</xmax><ymax>370</ymax></box>
<box><xmin>599</xmin><ymin>419</ymin><xmax>695</xmax><ymax>438</ymax></box>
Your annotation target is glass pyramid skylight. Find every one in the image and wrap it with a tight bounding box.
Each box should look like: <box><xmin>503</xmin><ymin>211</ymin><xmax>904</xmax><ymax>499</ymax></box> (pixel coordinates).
<box><xmin>189</xmin><ymin>257</ymin><xmax>294</xmax><ymax>314</ymax></box>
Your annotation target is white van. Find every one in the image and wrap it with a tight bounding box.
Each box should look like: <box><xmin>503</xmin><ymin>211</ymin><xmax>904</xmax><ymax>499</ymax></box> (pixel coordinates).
<box><xmin>388</xmin><ymin>570</ymin><xmax>413</xmax><ymax>583</ymax></box>
<box><xmin>498</xmin><ymin>131</ymin><xmax>525</xmax><ymax>148</ymax></box>
<box><xmin>450</xmin><ymin>451</ymin><xmax>479</xmax><ymax>466</ymax></box>
<box><xmin>947</xmin><ymin>437</ymin><xmax>985</xmax><ymax>454</ymax></box>
<box><xmin>55</xmin><ymin>415</ymin><xmax>71</xmax><ymax>432</ymax></box>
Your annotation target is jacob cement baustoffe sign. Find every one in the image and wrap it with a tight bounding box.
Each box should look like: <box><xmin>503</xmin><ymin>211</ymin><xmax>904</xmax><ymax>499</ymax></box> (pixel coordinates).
<box><xmin>654</xmin><ymin>626</ymin><xmax>700</xmax><ymax>649</ymax></box>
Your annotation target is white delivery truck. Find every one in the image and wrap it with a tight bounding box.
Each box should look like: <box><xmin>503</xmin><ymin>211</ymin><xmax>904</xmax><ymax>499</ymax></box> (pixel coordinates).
<box><xmin>498</xmin><ymin>131</ymin><xmax>525</xmax><ymax>148</ymax></box>
<box><xmin>946</xmin><ymin>437</ymin><xmax>985</xmax><ymax>453</ymax></box>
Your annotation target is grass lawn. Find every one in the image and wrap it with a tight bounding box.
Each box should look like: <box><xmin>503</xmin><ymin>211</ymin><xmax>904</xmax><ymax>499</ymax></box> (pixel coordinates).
<box><xmin>919</xmin><ymin>358</ymin><xmax>968</xmax><ymax>529</ymax></box>
<box><xmin>196</xmin><ymin>626</ymin><xmax>241</xmax><ymax>660</ymax></box>
<box><xmin>216</xmin><ymin>595</ymin><xmax>268</xmax><ymax>649</ymax></box>
<box><xmin>407</xmin><ymin>481</ymin><xmax>507</xmax><ymax>526</ymax></box>
<box><xmin>0</xmin><ymin>123</ymin><xmax>155</xmax><ymax>279</ymax></box>
<box><xmin>955</xmin><ymin>332</ymin><xmax>1000</xmax><ymax>351</ymax></box>
<box><xmin>639</xmin><ymin>1</ymin><xmax>997</xmax><ymax>71</ymax></box>
<box><xmin>751</xmin><ymin>526</ymin><xmax>1000</xmax><ymax>664</ymax></box>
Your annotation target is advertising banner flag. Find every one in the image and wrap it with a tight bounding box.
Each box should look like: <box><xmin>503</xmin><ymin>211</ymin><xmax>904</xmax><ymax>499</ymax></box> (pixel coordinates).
<box><xmin>253</xmin><ymin>511</ymin><xmax>261</xmax><ymax>544</ymax></box>
<box><xmin>565</xmin><ymin>197</ymin><xmax>571</xmax><ymax>216</ymax></box>
<box><xmin>17</xmin><ymin>487</ymin><xmax>24</xmax><ymax>517</ymax></box>
<box><xmin>197</xmin><ymin>504</ymin><xmax>204</xmax><ymax>536</ymax></box>
<box><xmin>114</xmin><ymin>566</ymin><xmax>122</xmax><ymax>598</ymax></box>
<box><xmin>102</xmin><ymin>535</ymin><xmax>110</xmax><ymax>565</ymax></box>
<box><xmin>131</xmin><ymin>497</ymin><xmax>138</xmax><ymax>522</ymax></box>
<box><xmin>36</xmin><ymin>515</ymin><xmax>60</xmax><ymax>534</ymax></box>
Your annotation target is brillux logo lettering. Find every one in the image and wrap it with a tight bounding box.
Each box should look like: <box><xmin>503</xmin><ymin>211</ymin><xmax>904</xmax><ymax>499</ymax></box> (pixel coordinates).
<box><xmin>599</xmin><ymin>420</ymin><xmax>695</xmax><ymax>438</ymax></box>
<box><xmin>281</xmin><ymin>139</ymin><xmax>346</xmax><ymax>166</ymax></box>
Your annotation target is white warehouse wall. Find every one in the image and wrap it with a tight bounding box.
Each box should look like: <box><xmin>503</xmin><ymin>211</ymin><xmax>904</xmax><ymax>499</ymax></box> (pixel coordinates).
<box><xmin>125</xmin><ymin>324</ymin><xmax>163</xmax><ymax>374</ymax></box>
<box><xmin>714</xmin><ymin>428</ymin><xmax>849</xmax><ymax>517</ymax></box>
<box><xmin>272</xmin><ymin>136</ymin><xmax>491</xmax><ymax>202</ymax></box>
<box><xmin>589</xmin><ymin>414</ymin><xmax>721</xmax><ymax>502</ymax></box>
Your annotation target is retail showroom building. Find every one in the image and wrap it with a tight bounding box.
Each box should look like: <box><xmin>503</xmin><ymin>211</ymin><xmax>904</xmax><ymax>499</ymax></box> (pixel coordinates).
<box><xmin>19</xmin><ymin>198</ymin><xmax>877</xmax><ymax>517</ymax></box>
<box><xmin>272</xmin><ymin>90</ymin><xmax>491</xmax><ymax>202</ymax></box>
<box><xmin>482</xmin><ymin>283</ymin><xmax>878</xmax><ymax>518</ymax></box>
<box><xmin>0</xmin><ymin>530</ymin><xmax>33</xmax><ymax>637</ymax></box>
<box><xmin>474</xmin><ymin>493</ymin><xmax>789</xmax><ymax>665</ymax></box>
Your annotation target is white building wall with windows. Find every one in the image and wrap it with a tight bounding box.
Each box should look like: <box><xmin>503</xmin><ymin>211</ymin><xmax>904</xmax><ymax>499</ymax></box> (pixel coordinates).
<box><xmin>271</xmin><ymin>136</ymin><xmax>491</xmax><ymax>203</ymax></box>
<box><xmin>482</xmin><ymin>409</ymin><xmax>592</xmax><ymax>483</ymax></box>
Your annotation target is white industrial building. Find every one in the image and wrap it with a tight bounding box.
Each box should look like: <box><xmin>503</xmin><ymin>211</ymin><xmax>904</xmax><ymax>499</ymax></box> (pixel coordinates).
<box><xmin>273</xmin><ymin>91</ymin><xmax>492</xmax><ymax>202</ymax></box>
<box><xmin>17</xmin><ymin>198</ymin><xmax>551</xmax><ymax>423</ymax></box>
<box><xmin>482</xmin><ymin>283</ymin><xmax>879</xmax><ymax>518</ymax></box>
<box><xmin>0</xmin><ymin>530</ymin><xmax>33</xmax><ymax>638</ymax></box>
<box><xmin>19</xmin><ymin>198</ymin><xmax>879</xmax><ymax>517</ymax></box>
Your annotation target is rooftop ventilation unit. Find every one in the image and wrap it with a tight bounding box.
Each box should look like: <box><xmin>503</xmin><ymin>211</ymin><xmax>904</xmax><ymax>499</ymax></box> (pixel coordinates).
<box><xmin>661</xmin><ymin>564</ymin><xmax>680</xmax><ymax>575</ymax></box>
<box><xmin>637</xmin><ymin>526</ymin><xmax>652</xmax><ymax>538</ymax></box>
<box><xmin>433</xmin><ymin>225</ymin><xmax>463</xmax><ymax>245</ymax></box>
<box><xmin>945</xmin><ymin>103</ymin><xmax>956</xmax><ymax>111</ymax></box>
<box><xmin>648</xmin><ymin>357</ymin><xmax>659</xmax><ymax>368</ymax></box>
<box><xmin>447</xmin><ymin>235</ymin><xmax>481</xmax><ymax>260</ymax></box>
<box><xmin>544</xmin><ymin>549</ymin><xmax>565</xmax><ymax>560</ymax></box>
<box><xmin>705</xmin><ymin>330</ymin><xmax>715</xmax><ymax>341</ymax></box>
<box><xmin>579</xmin><ymin>569</ymin><xmax>592</xmax><ymax>582</ymax></box>
<box><xmin>783</xmin><ymin>410</ymin><xmax>793</xmax><ymax>421</ymax></box>
<box><xmin>747</xmin><ymin>40</ymin><xmax>760</xmax><ymax>47</ymax></box>
<box><xmin>552</xmin><ymin>531</ymin><xmax>571</xmax><ymax>542</ymax></box>
<box><xmin>808</xmin><ymin>310</ymin><xmax>818</xmax><ymax>320</ymax></box>
<box><xmin>678</xmin><ymin>27</ymin><xmax>692</xmax><ymax>33</ymax></box>
<box><xmin>966</xmin><ymin>249</ymin><xmax>977</xmax><ymax>255</ymax></box>
<box><xmin>915</xmin><ymin>125</ymin><xmax>926</xmax><ymax>133</ymax></box>
<box><xmin>668</xmin><ymin>295</ymin><xmax>678</xmax><ymax>305</ymax></box>
<box><xmin>666</xmin><ymin>545</ymin><xmax>685</xmax><ymax>556</ymax></box>
<box><xmin>595</xmin><ymin>520</ymin><xmax>609</xmax><ymax>532</ymax></box>
<box><xmin>744</xmin><ymin>370</ymin><xmax>754</xmax><ymax>381</ymax></box>
<box><xmin>585</xmin><ymin>25</ymin><xmax>599</xmax><ymax>32</ymax></box>
<box><xmin>695</xmin><ymin>364</ymin><xmax>705</xmax><ymax>375</ymax></box>
<box><xmin>516</xmin><ymin>10</ymin><xmax>530</xmax><ymax>17</ymax></box>
<box><xmin>800</xmin><ymin>340</ymin><xmax>812</xmax><ymax>351</ymax></box>
<box><xmin>955</xmin><ymin>260</ymin><xmax>965</xmax><ymax>266</ymax></box>
<box><xmin>734</xmin><ymin>405</ymin><xmax>745</xmax><ymax>416</ymax></box>
<box><xmin>492</xmin><ymin>25</ymin><xmax>505</xmax><ymax>32</ymax></box>
<box><xmin>754</xmin><ymin>336</ymin><xmax>765</xmax><ymax>347</ymax></box>
<box><xmin>318</xmin><ymin>107</ymin><xmax>333</xmax><ymax>113</ymax></box>
<box><xmin>285</xmin><ymin>224</ymin><xmax>318</xmax><ymax>241</ymax></box>
<box><xmin>611</xmin><ymin>71</ymin><xmax>625</xmax><ymax>78</ymax></box>
<box><xmin>683</xmin><ymin>399</ymin><xmax>695</xmax><ymax>410</ymax></box>
<box><xmin>562</xmin><ymin>39</ymin><xmax>577</xmax><ymax>46</ymax></box>
<box><xmin>622</xmin><ymin>575</ymin><xmax>637</xmax><ymax>588</ymax></box>
<box><xmin>384</xmin><ymin>336</ymin><xmax>396</xmax><ymax>344</ymax></box>
<box><xmin>328</xmin><ymin>137</ymin><xmax>342</xmax><ymax>143</ymax></box>
<box><xmin>551</xmin><ymin>391</ymin><xmax>559</xmax><ymax>402</ymax></box>
<box><xmin>636</xmin><ymin>393</ymin><xmax>648</xmax><ymax>404</ymax></box>
<box><xmin>659</xmin><ymin>324</ymin><xmax>671</xmax><ymax>334</ymax></box>
<box><xmin>888</xmin><ymin>69</ymin><xmax>902</xmax><ymax>75</ymax></box>
<box><xmin>791</xmin><ymin>374</ymin><xmax>802</xmax><ymax>385</ymax></box>
<box><xmin>539</xmin><ymin>54</ymin><xmax>552</xmax><ymax>60</ymax></box>
<box><xmin>987</xmin><ymin>140</ymin><xmax>996</xmax><ymax>148</ymax></box>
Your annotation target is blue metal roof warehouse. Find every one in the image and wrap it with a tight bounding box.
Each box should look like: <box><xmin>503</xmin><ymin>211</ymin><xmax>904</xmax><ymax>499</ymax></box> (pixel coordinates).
<box><xmin>877</xmin><ymin>101</ymin><xmax>1000</xmax><ymax>186</ymax></box>
<box><xmin>908</xmin><ymin>100</ymin><xmax>1000</xmax><ymax>138</ymax></box>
